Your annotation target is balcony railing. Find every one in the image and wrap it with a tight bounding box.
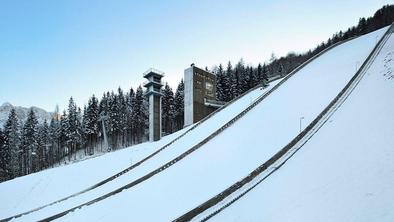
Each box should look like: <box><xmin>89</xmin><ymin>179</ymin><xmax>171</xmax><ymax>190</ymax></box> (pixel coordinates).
<box><xmin>143</xmin><ymin>68</ymin><xmax>165</xmax><ymax>77</ymax></box>
<box><xmin>143</xmin><ymin>79</ymin><xmax>163</xmax><ymax>86</ymax></box>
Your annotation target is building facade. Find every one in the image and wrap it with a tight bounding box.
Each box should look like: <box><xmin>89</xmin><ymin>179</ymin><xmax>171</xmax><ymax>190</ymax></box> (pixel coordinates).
<box><xmin>184</xmin><ymin>65</ymin><xmax>223</xmax><ymax>126</ymax></box>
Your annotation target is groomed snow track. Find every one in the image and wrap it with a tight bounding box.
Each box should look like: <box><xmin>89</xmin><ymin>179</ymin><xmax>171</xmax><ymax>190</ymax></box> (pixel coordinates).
<box><xmin>174</xmin><ymin>23</ymin><xmax>394</xmax><ymax>222</ymax></box>
<box><xmin>0</xmin><ymin>64</ymin><xmax>273</xmax><ymax>222</ymax></box>
<box><xmin>1</xmin><ymin>28</ymin><xmax>353</xmax><ymax>222</ymax></box>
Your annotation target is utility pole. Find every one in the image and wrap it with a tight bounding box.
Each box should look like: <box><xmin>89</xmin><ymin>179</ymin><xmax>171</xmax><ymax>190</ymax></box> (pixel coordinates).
<box><xmin>99</xmin><ymin>114</ymin><xmax>110</xmax><ymax>152</ymax></box>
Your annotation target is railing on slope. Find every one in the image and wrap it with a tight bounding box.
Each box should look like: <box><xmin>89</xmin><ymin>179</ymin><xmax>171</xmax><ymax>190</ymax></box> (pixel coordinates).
<box><xmin>24</xmin><ymin>32</ymin><xmax>352</xmax><ymax>222</ymax></box>
<box><xmin>172</xmin><ymin>24</ymin><xmax>394</xmax><ymax>222</ymax></box>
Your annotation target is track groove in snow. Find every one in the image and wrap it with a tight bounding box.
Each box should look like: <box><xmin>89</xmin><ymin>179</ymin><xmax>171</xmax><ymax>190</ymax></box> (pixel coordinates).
<box><xmin>1</xmin><ymin>24</ymin><xmax>390</xmax><ymax>222</ymax></box>
<box><xmin>0</xmin><ymin>66</ymin><xmax>275</xmax><ymax>221</ymax></box>
<box><xmin>208</xmin><ymin>26</ymin><xmax>394</xmax><ymax>222</ymax></box>
<box><xmin>6</xmin><ymin>31</ymin><xmax>347</xmax><ymax>221</ymax></box>
<box><xmin>188</xmin><ymin>23</ymin><xmax>394</xmax><ymax>222</ymax></box>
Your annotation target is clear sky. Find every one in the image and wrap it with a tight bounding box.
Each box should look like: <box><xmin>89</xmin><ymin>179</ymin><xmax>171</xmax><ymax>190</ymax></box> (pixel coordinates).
<box><xmin>0</xmin><ymin>0</ymin><xmax>392</xmax><ymax>111</ymax></box>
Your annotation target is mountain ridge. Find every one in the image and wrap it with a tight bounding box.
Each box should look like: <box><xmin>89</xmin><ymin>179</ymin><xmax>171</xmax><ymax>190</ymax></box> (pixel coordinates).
<box><xmin>0</xmin><ymin>102</ymin><xmax>52</xmax><ymax>128</ymax></box>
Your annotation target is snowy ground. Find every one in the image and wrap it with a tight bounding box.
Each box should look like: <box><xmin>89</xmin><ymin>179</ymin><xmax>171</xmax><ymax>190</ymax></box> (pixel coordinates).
<box><xmin>8</xmin><ymin>26</ymin><xmax>388</xmax><ymax>222</ymax></box>
<box><xmin>210</xmin><ymin>27</ymin><xmax>394</xmax><ymax>222</ymax></box>
<box><xmin>0</xmin><ymin>125</ymin><xmax>190</xmax><ymax>218</ymax></box>
<box><xmin>0</xmin><ymin>74</ymin><xmax>274</xmax><ymax>219</ymax></box>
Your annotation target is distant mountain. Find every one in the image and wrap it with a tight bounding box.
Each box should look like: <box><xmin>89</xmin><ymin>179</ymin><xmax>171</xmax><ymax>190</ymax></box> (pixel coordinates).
<box><xmin>0</xmin><ymin>102</ymin><xmax>52</xmax><ymax>129</ymax></box>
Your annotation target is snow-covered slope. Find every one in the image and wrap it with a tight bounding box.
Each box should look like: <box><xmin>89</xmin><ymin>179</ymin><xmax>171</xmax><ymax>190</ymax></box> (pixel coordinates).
<box><xmin>0</xmin><ymin>76</ymin><xmax>276</xmax><ymax>219</ymax></box>
<box><xmin>0</xmin><ymin>103</ymin><xmax>52</xmax><ymax>128</ymax></box>
<box><xmin>6</xmin><ymin>26</ymin><xmax>388</xmax><ymax>222</ymax></box>
<box><xmin>0</xmin><ymin>126</ymin><xmax>192</xmax><ymax>218</ymax></box>
<box><xmin>210</xmin><ymin>26</ymin><xmax>394</xmax><ymax>222</ymax></box>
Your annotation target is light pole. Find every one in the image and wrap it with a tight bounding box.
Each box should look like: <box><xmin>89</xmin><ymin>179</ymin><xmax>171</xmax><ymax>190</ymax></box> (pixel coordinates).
<box><xmin>299</xmin><ymin>116</ymin><xmax>305</xmax><ymax>133</ymax></box>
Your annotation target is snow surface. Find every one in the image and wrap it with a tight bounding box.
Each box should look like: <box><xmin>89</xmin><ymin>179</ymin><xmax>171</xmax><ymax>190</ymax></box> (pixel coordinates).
<box><xmin>0</xmin><ymin>75</ymin><xmax>274</xmax><ymax>219</ymax></box>
<box><xmin>7</xmin><ymin>26</ymin><xmax>388</xmax><ymax>222</ymax></box>
<box><xmin>210</xmin><ymin>28</ymin><xmax>394</xmax><ymax>222</ymax></box>
<box><xmin>0</xmin><ymin>125</ymin><xmax>190</xmax><ymax>218</ymax></box>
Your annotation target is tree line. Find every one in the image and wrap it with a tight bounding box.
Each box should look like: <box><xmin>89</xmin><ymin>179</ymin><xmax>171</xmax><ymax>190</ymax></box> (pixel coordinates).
<box><xmin>1</xmin><ymin>4</ymin><xmax>393</xmax><ymax>182</ymax></box>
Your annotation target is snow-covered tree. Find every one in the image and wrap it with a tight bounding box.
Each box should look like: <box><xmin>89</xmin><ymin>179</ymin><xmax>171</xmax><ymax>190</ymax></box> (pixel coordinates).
<box><xmin>0</xmin><ymin>129</ymin><xmax>4</xmax><ymax>163</ymax></box>
<box><xmin>215</xmin><ymin>64</ymin><xmax>227</xmax><ymax>102</ymax></box>
<box><xmin>162</xmin><ymin>83</ymin><xmax>175</xmax><ymax>134</ymax></box>
<box><xmin>174</xmin><ymin>79</ymin><xmax>184</xmax><ymax>131</ymax></box>
<box><xmin>20</xmin><ymin>109</ymin><xmax>38</xmax><ymax>174</ymax></box>
<box><xmin>83</xmin><ymin>95</ymin><xmax>99</xmax><ymax>155</ymax></box>
<box><xmin>65</xmin><ymin>97</ymin><xmax>83</xmax><ymax>159</ymax></box>
<box><xmin>48</xmin><ymin>116</ymin><xmax>61</xmax><ymax>165</ymax></box>
<box><xmin>108</xmin><ymin>92</ymin><xmax>120</xmax><ymax>149</ymax></box>
<box><xmin>37</xmin><ymin>120</ymin><xmax>50</xmax><ymax>170</ymax></box>
<box><xmin>133</xmin><ymin>86</ymin><xmax>148</xmax><ymax>143</ymax></box>
<box><xmin>117</xmin><ymin>88</ymin><xmax>128</xmax><ymax>147</ymax></box>
<box><xmin>0</xmin><ymin>109</ymin><xmax>20</xmax><ymax>180</ymax></box>
<box><xmin>126</xmin><ymin>87</ymin><xmax>135</xmax><ymax>145</ymax></box>
<box><xmin>226</xmin><ymin>62</ymin><xmax>237</xmax><ymax>100</ymax></box>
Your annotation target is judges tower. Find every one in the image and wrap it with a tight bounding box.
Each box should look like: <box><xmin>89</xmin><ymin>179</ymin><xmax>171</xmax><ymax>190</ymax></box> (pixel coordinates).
<box><xmin>143</xmin><ymin>68</ymin><xmax>164</xmax><ymax>142</ymax></box>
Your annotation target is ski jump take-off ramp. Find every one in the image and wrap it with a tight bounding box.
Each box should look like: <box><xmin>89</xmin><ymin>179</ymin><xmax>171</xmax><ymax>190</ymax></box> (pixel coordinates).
<box><xmin>0</xmin><ymin>24</ymin><xmax>393</xmax><ymax>222</ymax></box>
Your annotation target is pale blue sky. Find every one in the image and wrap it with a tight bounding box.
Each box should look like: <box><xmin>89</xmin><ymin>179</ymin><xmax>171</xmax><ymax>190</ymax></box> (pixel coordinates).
<box><xmin>0</xmin><ymin>0</ymin><xmax>392</xmax><ymax>111</ymax></box>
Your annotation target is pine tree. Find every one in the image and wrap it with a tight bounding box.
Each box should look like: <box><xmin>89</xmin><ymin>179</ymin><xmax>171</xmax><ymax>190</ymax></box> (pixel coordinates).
<box><xmin>76</xmin><ymin>107</ymin><xmax>84</xmax><ymax>153</ymax></box>
<box><xmin>0</xmin><ymin>128</ymin><xmax>4</xmax><ymax>158</ymax></box>
<box><xmin>126</xmin><ymin>87</ymin><xmax>135</xmax><ymax>145</ymax></box>
<box><xmin>108</xmin><ymin>92</ymin><xmax>120</xmax><ymax>149</ymax></box>
<box><xmin>64</xmin><ymin>97</ymin><xmax>83</xmax><ymax>159</ymax></box>
<box><xmin>59</xmin><ymin>111</ymin><xmax>68</xmax><ymax>159</ymax></box>
<box><xmin>117</xmin><ymin>88</ymin><xmax>127</xmax><ymax>147</ymax></box>
<box><xmin>174</xmin><ymin>80</ymin><xmax>184</xmax><ymax>130</ymax></box>
<box><xmin>20</xmin><ymin>109</ymin><xmax>38</xmax><ymax>174</ymax></box>
<box><xmin>215</xmin><ymin>64</ymin><xmax>227</xmax><ymax>102</ymax></box>
<box><xmin>226</xmin><ymin>61</ymin><xmax>237</xmax><ymax>100</ymax></box>
<box><xmin>142</xmin><ymin>95</ymin><xmax>149</xmax><ymax>140</ymax></box>
<box><xmin>162</xmin><ymin>83</ymin><xmax>175</xmax><ymax>134</ymax></box>
<box><xmin>0</xmin><ymin>109</ymin><xmax>20</xmax><ymax>180</ymax></box>
<box><xmin>83</xmin><ymin>95</ymin><xmax>99</xmax><ymax>155</ymax></box>
<box><xmin>133</xmin><ymin>86</ymin><xmax>147</xmax><ymax>143</ymax></box>
<box><xmin>0</xmin><ymin>128</ymin><xmax>4</xmax><ymax>178</ymax></box>
<box><xmin>235</xmin><ymin>59</ymin><xmax>248</xmax><ymax>94</ymax></box>
<box><xmin>48</xmin><ymin>116</ymin><xmax>61</xmax><ymax>165</ymax></box>
<box><xmin>262</xmin><ymin>63</ymin><xmax>268</xmax><ymax>81</ymax></box>
<box><xmin>37</xmin><ymin>120</ymin><xmax>50</xmax><ymax>170</ymax></box>
<box><xmin>248</xmin><ymin>66</ymin><xmax>258</xmax><ymax>89</ymax></box>
<box><xmin>67</xmin><ymin>97</ymin><xmax>78</xmax><ymax>159</ymax></box>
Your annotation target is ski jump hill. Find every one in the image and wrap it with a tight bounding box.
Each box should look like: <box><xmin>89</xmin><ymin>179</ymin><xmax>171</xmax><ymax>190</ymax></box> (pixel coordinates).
<box><xmin>0</xmin><ymin>24</ymin><xmax>393</xmax><ymax>222</ymax></box>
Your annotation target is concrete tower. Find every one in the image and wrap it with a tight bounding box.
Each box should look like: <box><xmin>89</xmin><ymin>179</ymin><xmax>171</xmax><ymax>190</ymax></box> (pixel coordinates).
<box><xmin>184</xmin><ymin>65</ymin><xmax>224</xmax><ymax>127</ymax></box>
<box><xmin>143</xmin><ymin>68</ymin><xmax>164</xmax><ymax>142</ymax></box>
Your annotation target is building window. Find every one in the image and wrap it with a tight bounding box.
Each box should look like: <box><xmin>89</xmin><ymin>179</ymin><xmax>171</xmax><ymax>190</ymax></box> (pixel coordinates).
<box><xmin>205</xmin><ymin>82</ymin><xmax>214</xmax><ymax>96</ymax></box>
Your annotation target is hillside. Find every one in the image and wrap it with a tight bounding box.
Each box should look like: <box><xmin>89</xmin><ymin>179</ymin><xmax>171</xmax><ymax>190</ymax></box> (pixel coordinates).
<box><xmin>210</xmin><ymin>24</ymin><xmax>394</xmax><ymax>222</ymax></box>
<box><xmin>0</xmin><ymin>24</ymin><xmax>391</xmax><ymax>222</ymax></box>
